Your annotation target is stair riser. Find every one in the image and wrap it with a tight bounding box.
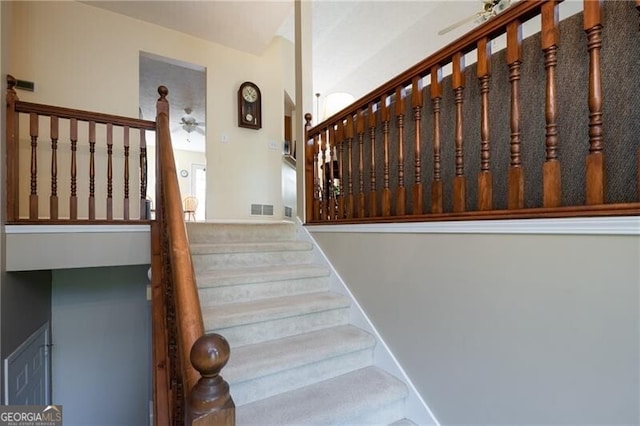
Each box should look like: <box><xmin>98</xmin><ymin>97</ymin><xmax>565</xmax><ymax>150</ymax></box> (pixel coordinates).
<box><xmin>349</xmin><ymin>399</ymin><xmax>406</xmax><ymax>426</ymax></box>
<box><xmin>230</xmin><ymin>348</ymin><xmax>374</xmax><ymax>406</ymax></box>
<box><xmin>187</xmin><ymin>223</ymin><xmax>296</xmax><ymax>244</ymax></box>
<box><xmin>206</xmin><ymin>308</ymin><xmax>350</xmax><ymax>347</ymax></box>
<box><xmin>198</xmin><ymin>276</ymin><xmax>330</xmax><ymax>305</ymax></box>
<box><xmin>193</xmin><ymin>250</ymin><xmax>313</xmax><ymax>271</ymax></box>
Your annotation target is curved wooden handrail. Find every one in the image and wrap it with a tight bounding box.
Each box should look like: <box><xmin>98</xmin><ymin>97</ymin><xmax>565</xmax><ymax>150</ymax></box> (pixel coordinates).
<box><xmin>154</xmin><ymin>86</ymin><xmax>234</xmax><ymax>425</ymax></box>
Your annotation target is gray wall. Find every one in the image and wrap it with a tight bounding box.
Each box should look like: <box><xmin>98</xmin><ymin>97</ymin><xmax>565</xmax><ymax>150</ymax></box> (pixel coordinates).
<box><xmin>51</xmin><ymin>265</ymin><xmax>150</xmax><ymax>426</ymax></box>
<box><xmin>311</xmin><ymin>231</ymin><xmax>639</xmax><ymax>425</ymax></box>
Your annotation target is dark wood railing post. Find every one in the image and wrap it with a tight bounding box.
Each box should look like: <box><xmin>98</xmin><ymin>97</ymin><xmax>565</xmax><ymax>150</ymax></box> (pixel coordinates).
<box><xmin>304</xmin><ymin>113</ymin><xmax>314</xmax><ymax>222</ymax></box>
<box><xmin>507</xmin><ymin>20</ymin><xmax>524</xmax><ymax>209</ymax></box>
<box><xmin>29</xmin><ymin>112</ymin><xmax>39</xmax><ymax>219</ymax></box>
<box><xmin>312</xmin><ymin>133</ymin><xmax>321</xmax><ymax>221</ymax></box>
<box><xmin>320</xmin><ymin>130</ymin><xmax>327</xmax><ymax>220</ymax></box>
<box><xmin>50</xmin><ymin>116</ymin><xmax>59</xmax><ymax>219</ymax></box>
<box><xmin>188</xmin><ymin>334</ymin><xmax>235</xmax><ymax>426</ymax></box>
<box><xmin>6</xmin><ymin>75</ymin><xmax>19</xmax><ymax>222</ymax></box>
<box><xmin>411</xmin><ymin>76</ymin><xmax>423</xmax><ymax>214</ymax></box>
<box><xmin>477</xmin><ymin>37</ymin><xmax>493</xmax><ymax>211</ymax></box>
<box><xmin>430</xmin><ymin>66</ymin><xmax>443</xmax><ymax>213</ymax></box>
<box><xmin>380</xmin><ymin>94</ymin><xmax>391</xmax><ymax>216</ymax></box>
<box><xmin>395</xmin><ymin>87</ymin><xmax>406</xmax><ymax>216</ymax></box>
<box><xmin>542</xmin><ymin>0</ymin><xmax>561</xmax><ymax>207</ymax></box>
<box><xmin>337</xmin><ymin>121</ymin><xmax>345</xmax><ymax>219</ymax></box>
<box><xmin>329</xmin><ymin>125</ymin><xmax>337</xmax><ymax>220</ymax></box>
<box><xmin>140</xmin><ymin>128</ymin><xmax>148</xmax><ymax>219</ymax></box>
<box><xmin>452</xmin><ymin>53</ymin><xmax>466</xmax><ymax>213</ymax></box>
<box><xmin>106</xmin><ymin>123</ymin><xmax>114</xmax><ymax>221</ymax></box>
<box><xmin>345</xmin><ymin>115</ymin><xmax>355</xmax><ymax>219</ymax></box>
<box><xmin>356</xmin><ymin>111</ymin><xmax>366</xmax><ymax>218</ymax></box>
<box><xmin>368</xmin><ymin>102</ymin><xmax>377</xmax><ymax>217</ymax></box>
<box><xmin>584</xmin><ymin>0</ymin><xmax>605</xmax><ymax>205</ymax></box>
<box><xmin>123</xmin><ymin>126</ymin><xmax>130</xmax><ymax>220</ymax></box>
<box><xmin>70</xmin><ymin>118</ymin><xmax>78</xmax><ymax>220</ymax></box>
<box><xmin>89</xmin><ymin>121</ymin><xmax>96</xmax><ymax>220</ymax></box>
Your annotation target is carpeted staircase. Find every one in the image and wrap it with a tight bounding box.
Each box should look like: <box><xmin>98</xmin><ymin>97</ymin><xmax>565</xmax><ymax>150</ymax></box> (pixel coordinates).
<box><xmin>187</xmin><ymin>221</ymin><xmax>416</xmax><ymax>425</ymax></box>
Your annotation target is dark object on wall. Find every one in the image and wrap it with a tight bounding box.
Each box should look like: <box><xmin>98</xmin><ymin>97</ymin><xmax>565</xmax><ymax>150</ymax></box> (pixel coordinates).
<box><xmin>238</xmin><ymin>81</ymin><xmax>262</xmax><ymax>129</ymax></box>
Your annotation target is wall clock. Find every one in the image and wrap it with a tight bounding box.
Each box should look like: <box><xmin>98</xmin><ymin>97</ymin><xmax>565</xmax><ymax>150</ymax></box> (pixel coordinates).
<box><xmin>238</xmin><ymin>81</ymin><xmax>262</xmax><ymax>130</ymax></box>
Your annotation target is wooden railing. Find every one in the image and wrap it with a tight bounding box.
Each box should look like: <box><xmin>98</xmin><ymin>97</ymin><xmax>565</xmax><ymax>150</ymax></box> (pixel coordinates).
<box><xmin>305</xmin><ymin>0</ymin><xmax>640</xmax><ymax>224</ymax></box>
<box><xmin>152</xmin><ymin>86</ymin><xmax>235</xmax><ymax>425</ymax></box>
<box><xmin>5</xmin><ymin>75</ymin><xmax>153</xmax><ymax>222</ymax></box>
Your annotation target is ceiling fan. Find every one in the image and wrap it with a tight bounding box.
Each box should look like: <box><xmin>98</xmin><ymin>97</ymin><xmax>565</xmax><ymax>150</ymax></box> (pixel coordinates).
<box><xmin>438</xmin><ymin>0</ymin><xmax>514</xmax><ymax>36</ymax></box>
<box><xmin>173</xmin><ymin>107</ymin><xmax>205</xmax><ymax>141</ymax></box>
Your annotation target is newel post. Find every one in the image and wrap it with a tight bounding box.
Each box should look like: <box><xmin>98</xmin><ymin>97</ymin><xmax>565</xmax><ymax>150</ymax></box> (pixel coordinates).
<box><xmin>304</xmin><ymin>113</ymin><xmax>314</xmax><ymax>222</ymax></box>
<box><xmin>188</xmin><ymin>334</ymin><xmax>235</xmax><ymax>426</ymax></box>
<box><xmin>6</xmin><ymin>75</ymin><xmax>19</xmax><ymax>222</ymax></box>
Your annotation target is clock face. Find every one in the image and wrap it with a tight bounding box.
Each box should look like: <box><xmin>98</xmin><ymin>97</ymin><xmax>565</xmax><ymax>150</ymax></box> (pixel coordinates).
<box><xmin>242</xmin><ymin>86</ymin><xmax>258</xmax><ymax>103</ymax></box>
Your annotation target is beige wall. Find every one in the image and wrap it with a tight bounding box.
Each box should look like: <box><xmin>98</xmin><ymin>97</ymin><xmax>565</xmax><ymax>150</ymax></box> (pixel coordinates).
<box><xmin>10</xmin><ymin>1</ymin><xmax>292</xmax><ymax>221</ymax></box>
<box><xmin>311</xmin><ymin>230</ymin><xmax>640</xmax><ymax>425</ymax></box>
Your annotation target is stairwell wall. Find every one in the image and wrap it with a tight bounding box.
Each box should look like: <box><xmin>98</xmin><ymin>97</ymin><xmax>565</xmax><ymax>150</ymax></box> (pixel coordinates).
<box><xmin>310</xmin><ymin>229</ymin><xmax>639</xmax><ymax>425</ymax></box>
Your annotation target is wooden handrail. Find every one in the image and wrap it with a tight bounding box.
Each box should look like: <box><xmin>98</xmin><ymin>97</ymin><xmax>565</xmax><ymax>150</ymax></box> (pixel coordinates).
<box><xmin>305</xmin><ymin>0</ymin><xmax>640</xmax><ymax>224</ymax></box>
<box><xmin>153</xmin><ymin>86</ymin><xmax>234</xmax><ymax>425</ymax></box>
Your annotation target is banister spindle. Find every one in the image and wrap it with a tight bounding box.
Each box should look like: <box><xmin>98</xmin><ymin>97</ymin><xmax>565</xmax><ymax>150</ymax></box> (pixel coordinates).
<box><xmin>507</xmin><ymin>20</ymin><xmax>524</xmax><ymax>209</ymax></box>
<box><xmin>452</xmin><ymin>52</ymin><xmax>466</xmax><ymax>212</ymax></box>
<box><xmin>477</xmin><ymin>37</ymin><xmax>493</xmax><ymax>211</ymax></box>
<box><xmin>50</xmin><ymin>116</ymin><xmax>59</xmax><ymax>220</ymax></box>
<box><xmin>395</xmin><ymin>87</ymin><xmax>406</xmax><ymax>216</ymax></box>
<box><xmin>356</xmin><ymin>111</ymin><xmax>366</xmax><ymax>218</ymax></box>
<box><xmin>89</xmin><ymin>121</ymin><xmax>96</xmax><ymax>220</ymax></box>
<box><xmin>345</xmin><ymin>115</ymin><xmax>355</xmax><ymax>219</ymax></box>
<box><xmin>329</xmin><ymin>125</ymin><xmax>337</xmax><ymax>220</ymax></box>
<box><xmin>70</xmin><ymin>118</ymin><xmax>78</xmax><ymax>220</ymax></box>
<box><xmin>124</xmin><ymin>126</ymin><xmax>130</xmax><ymax>220</ymax></box>
<box><xmin>380</xmin><ymin>94</ymin><xmax>391</xmax><ymax>216</ymax></box>
<box><xmin>106</xmin><ymin>123</ymin><xmax>114</xmax><ymax>220</ymax></box>
<box><xmin>584</xmin><ymin>0</ymin><xmax>605</xmax><ymax>205</ymax></box>
<box><xmin>337</xmin><ymin>121</ymin><xmax>345</xmax><ymax>219</ymax></box>
<box><xmin>368</xmin><ymin>102</ymin><xmax>378</xmax><ymax>217</ymax></box>
<box><xmin>29</xmin><ymin>113</ymin><xmax>39</xmax><ymax>220</ymax></box>
<box><xmin>319</xmin><ymin>130</ymin><xmax>328</xmax><ymax>220</ymax></box>
<box><xmin>304</xmin><ymin>113</ymin><xmax>314</xmax><ymax>222</ymax></box>
<box><xmin>140</xmin><ymin>128</ymin><xmax>148</xmax><ymax>219</ymax></box>
<box><xmin>542</xmin><ymin>1</ymin><xmax>561</xmax><ymax>207</ymax></box>
<box><xmin>430</xmin><ymin>66</ymin><xmax>443</xmax><ymax>214</ymax></box>
<box><xmin>411</xmin><ymin>76</ymin><xmax>423</xmax><ymax>214</ymax></box>
<box><xmin>313</xmin><ymin>133</ymin><xmax>321</xmax><ymax>221</ymax></box>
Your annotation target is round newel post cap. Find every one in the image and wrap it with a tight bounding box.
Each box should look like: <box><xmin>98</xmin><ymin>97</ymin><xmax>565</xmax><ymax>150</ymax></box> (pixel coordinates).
<box><xmin>7</xmin><ymin>75</ymin><xmax>16</xmax><ymax>89</ymax></box>
<box><xmin>190</xmin><ymin>333</ymin><xmax>230</xmax><ymax>378</ymax></box>
<box><xmin>304</xmin><ymin>113</ymin><xmax>312</xmax><ymax>125</ymax></box>
<box><xmin>157</xmin><ymin>85</ymin><xmax>169</xmax><ymax>100</ymax></box>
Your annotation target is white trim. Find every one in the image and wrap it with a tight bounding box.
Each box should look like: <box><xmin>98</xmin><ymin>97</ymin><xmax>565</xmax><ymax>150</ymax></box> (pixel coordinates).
<box><xmin>306</xmin><ymin>216</ymin><xmax>640</xmax><ymax>236</ymax></box>
<box><xmin>5</xmin><ymin>224</ymin><xmax>151</xmax><ymax>234</ymax></box>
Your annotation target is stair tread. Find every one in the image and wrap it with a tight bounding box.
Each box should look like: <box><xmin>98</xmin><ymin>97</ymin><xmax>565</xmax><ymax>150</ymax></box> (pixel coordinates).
<box><xmin>191</xmin><ymin>240</ymin><xmax>312</xmax><ymax>255</ymax></box>
<box><xmin>203</xmin><ymin>292</ymin><xmax>350</xmax><ymax>329</ymax></box>
<box><xmin>225</xmin><ymin>325</ymin><xmax>375</xmax><ymax>384</ymax></box>
<box><xmin>236</xmin><ymin>366</ymin><xmax>408</xmax><ymax>425</ymax></box>
<box><xmin>196</xmin><ymin>263</ymin><xmax>329</xmax><ymax>288</ymax></box>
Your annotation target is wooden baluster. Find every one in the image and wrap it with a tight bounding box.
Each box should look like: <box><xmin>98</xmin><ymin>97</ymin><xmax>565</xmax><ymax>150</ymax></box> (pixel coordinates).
<box><xmin>329</xmin><ymin>125</ymin><xmax>337</xmax><ymax>220</ymax></box>
<box><xmin>477</xmin><ymin>37</ymin><xmax>493</xmax><ymax>211</ymax></box>
<box><xmin>319</xmin><ymin>130</ymin><xmax>327</xmax><ymax>220</ymax></box>
<box><xmin>6</xmin><ymin>76</ymin><xmax>19</xmax><ymax>222</ymax></box>
<box><xmin>452</xmin><ymin>52</ymin><xmax>466</xmax><ymax>212</ymax></box>
<box><xmin>313</xmin><ymin>133</ymin><xmax>321</xmax><ymax>221</ymax></box>
<box><xmin>411</xmin><ymin>76</ymin><xmax>423</xmax><ymax>214</ymax></box>
<box><xmin>356</xmin><ymin>111</ymin><xmax>366</xmax><ymax>218</ymax></box>
<box><xmin>368</xmin><ymin>102</ymin><xmax>377</xmax><ymax>217</ymax></box>
<box><xmin>584</xmin><ymin>0</ymin><xmax>605</xmax><ymax>205</ymax></box>
<box><xmin>188</xmin><ymin>334</ymin><xmax>235</xmax><ymax>426</ymax></box>
<box><xmin>507</xmin><ymin>20</ymin><xmax>524</xmax><ymax>209</ymax></box>
<box><xmin>50</xmin><ymin>116</ymin><xmax>59</xmax><ymax>220</ymax></box>
<box><xmin>123</xmin><ymin>126</ymin><xmax>130</xmax><ymax>220</ymax></box>
<box><xmin>70</xmin><ymin>119</ymin><xmax>78</xmax><ymax>220</ymax></box>
<box><xmin>89</xmin><ymin>121</ymin><xmax>96</xmax><ymax>220</ymax></box>
<box><xmin>395</xmin><ymin>87</ymin><xmax>406</xmax><ymax>216</ymax></box>
<box><xmin>140</xmin><ymin>128</ymin><xmax>148</xmax><ymax>219</ymax></box>
<box><xmin>107</xmin><ymin>123</ymin><xmax>114</xmax><ymax>220</ymax></box>
<box><xmin>304</xmin><ymin>113</ymin><xmax>314</xmax><ymax>222</ymax></box>
<box><xmin>29</xmin><ymin>113</ymin><xmax>39</xmax><ymax>220</ymax></box>
<box><xmin>380</xmin><ymin>94</ymin><xmax>391</xmax><ymax>216</ymax></box>
<box><xmin>337</xmin><ymin>121</ymin><xmax>345</xmax><ymax>219</ymax></box>
<box><xmin>430</xmin><ymin>66</ymin><xmax>443</xmax><ymax>213</ymax></box>
<box><xmin>542</xmin><ymin>1</ymin><xmax>561</xmax><ymax>207</ymax></box>
<box><xmin>345</xmin><ymin>115</ymin><xmax>355</xmax><ymax>219</ymax></box>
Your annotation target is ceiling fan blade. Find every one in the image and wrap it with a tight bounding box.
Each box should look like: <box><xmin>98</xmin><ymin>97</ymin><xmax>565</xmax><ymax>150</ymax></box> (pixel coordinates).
<box><xmin>196</xmin><ymin>127</ymin><xmax>206</xmax><ymax>136</ymax></box>
<box><xmin>438</xmin><ymin>13</ymin><xmax>480</xmax><ymax>36</ymax></box>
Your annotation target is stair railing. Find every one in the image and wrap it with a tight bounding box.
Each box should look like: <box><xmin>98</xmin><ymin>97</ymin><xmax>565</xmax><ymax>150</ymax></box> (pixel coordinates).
<box><xmin>152</xmin><ymin>86</ymin><xmax>235</xmax><ymax>425</ymax></box>
<box><xmin>305</xmin><ymin>0</ymin><xmax>640</xmax><ymax>224</ymax></box>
